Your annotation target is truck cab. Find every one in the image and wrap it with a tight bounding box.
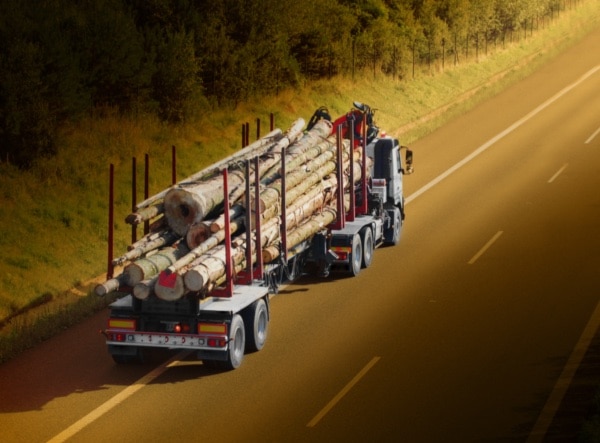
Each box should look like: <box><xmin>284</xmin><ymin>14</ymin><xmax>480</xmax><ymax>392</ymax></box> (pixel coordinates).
<box><xmin>368</xmin><ymin>136</ymin><xmax>413</xmax><ymax>219</ymax></box>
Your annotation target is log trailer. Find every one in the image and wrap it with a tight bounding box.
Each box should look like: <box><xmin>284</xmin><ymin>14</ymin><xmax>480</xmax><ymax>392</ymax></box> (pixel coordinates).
<box><xmin>101</xmin><ymin>102</ymin><xmax>414</xmax><ymax>369</ymax></box>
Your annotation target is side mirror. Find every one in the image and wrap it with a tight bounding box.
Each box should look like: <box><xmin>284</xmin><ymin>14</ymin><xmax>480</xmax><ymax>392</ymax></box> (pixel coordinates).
<box><xmin>402</xmin><ymin>146</ymin><xmax>414</xmax><ymax>174</ymax></box>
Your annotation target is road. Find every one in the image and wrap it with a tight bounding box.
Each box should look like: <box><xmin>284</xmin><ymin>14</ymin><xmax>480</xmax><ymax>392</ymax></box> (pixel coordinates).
<box><xmin>1</xmin><ymin>26</ymin><xmax>599</xmax><ymax>443</ymax></box>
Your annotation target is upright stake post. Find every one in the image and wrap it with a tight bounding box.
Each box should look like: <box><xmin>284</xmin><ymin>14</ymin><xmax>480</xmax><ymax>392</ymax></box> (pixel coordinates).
<box><xmin>332</xmin><ymin>125</ymin><xmax>346</xmax><ymax>230</ymax></box>
<box><xmin>280</xmin><ymin>147</ymin><xmax>287</xmax><ymax>264</ymax></box>
<box><xmin>242</xmin><ymin>160</ymin><xmax>253</xmax><ymax>285</ymax></box>
<box><xmin>347</xmin><ymin>119</ymin><xmax>355</xmax><ymax>222</ymax></box>
<box><xmin>131</xmin><ymin>157</ymin><xmax>137</xmax><ymax>244</ymax></box>
<box><xmin>107</xmin><ymin>164</ymin><xmax>115</xmax><ymax>279</ymax></box>
<box><xmin>222</xmin><ymin>168</ymin><xmax>233</xmax><ymax>297</ymax></box>
<box><xmin>253</xmin><ymin>156</ymin><xmax>263</xmax><ymax>279</ymax></box>
<box><xmin>171</xmin><ymin>145</ymin><xmax>176</xmax><ymax>185</ymax></box>
<box><xmin>359</xmin><ymin>111</ymin><xmax>369</xmax><ymax>215</ymax></box>
<box><xmin>144</xmin><ymin>154</ymin><xmax>149</xmax><ymax>235</ymax></box>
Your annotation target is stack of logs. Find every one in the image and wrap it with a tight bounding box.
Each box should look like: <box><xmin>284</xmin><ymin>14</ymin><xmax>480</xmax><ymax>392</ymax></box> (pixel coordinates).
<box><xmin>95</xmin><ymin>116</ymin><xmax>370</xmax><ymax>301</ymax></box>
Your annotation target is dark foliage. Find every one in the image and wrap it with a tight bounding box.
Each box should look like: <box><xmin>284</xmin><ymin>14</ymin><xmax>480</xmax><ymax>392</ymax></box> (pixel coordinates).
<box><xmin>0</xmin><ymin>0</ymin><xmax>571</xmax><ymax>168</ymax></box>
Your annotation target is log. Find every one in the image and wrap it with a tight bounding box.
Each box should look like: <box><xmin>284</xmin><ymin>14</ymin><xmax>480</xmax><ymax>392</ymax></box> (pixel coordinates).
<box><xmin>209</xmin><ymin>204</ymin><xmax>245</xmax><ymax>233</ymax></box>
<box><xmin>125</xmin><ymin>203</ymin><xmax>164</xmax><ymax>225</ymax></box>
<box><xmin>133</xmin><ymin>277</ymin><xmax>157</xmax><ymax>300</ymax></box>
<box><xmin>113</xmin><ymin>230</ymin><xmax>179</xmax><ymax>266</ymax></box>
<box><xmin>185</xmin><ymin>218</ymin><xmax>216</xmax><ymax>249</ymax></box>
<box><xmin>226</xmin><ymin>119</ymin><xmax>306</xmax><ymax>204</ymax></box>
<box><xmin>95</xmin><ymin>274</ymin><xmax>128</xmax><ymax>296</ymax></box>
<box><xmin>134</xmin><ymin>127</ymin><xmax>285</xmax><ymax>210</ymax></box>
<box><xmin>123</xmin><ymin>241</ymin><xmax>190</xmax><ymax>286</ymax></box>
<box><xmin>262</xmin><ymin>207</ymin><xmax>338</xmax><ymax>263</ymax></box>
<box><xmin>260</xmin><ymin>119</ymin><xmax>333</xmax><ymax>185</ymax></box>
<box><xmin>153</xmin><ymin>272</ymin><xmax>187</xmax><ymax>301</ymax></box>
<box><xmin>253</xmin><ymin>148</ymin><xmax>338</xmax><ymax>213</ymax></box>
<box><xmin>183</xmin><ymin>243</ymin><xmax>247</xmax><ymax>293</ymax></box>
<box><xmin>163</xmin><ymin>168</ymin><xmax>246</xmax><ymax>236</ymax></box>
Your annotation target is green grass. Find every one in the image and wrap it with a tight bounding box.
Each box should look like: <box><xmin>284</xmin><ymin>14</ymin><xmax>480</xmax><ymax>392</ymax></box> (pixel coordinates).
<box><xmin>0</xmin><ymin>1</ymin><xmax>598</xmax><ymax>363</ymax></box>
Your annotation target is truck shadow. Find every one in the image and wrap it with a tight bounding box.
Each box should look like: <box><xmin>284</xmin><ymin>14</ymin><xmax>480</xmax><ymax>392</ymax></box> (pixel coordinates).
<box><xmin>0</xmin><ymin>316</ymin><xmax>227</xmax><ymax>414</ymax></box>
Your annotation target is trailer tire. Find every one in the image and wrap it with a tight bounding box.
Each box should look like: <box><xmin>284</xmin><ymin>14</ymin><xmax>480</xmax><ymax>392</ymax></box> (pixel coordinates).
<box><xmin>244</xmin><ymin>298</ymin><xmax>269</xmax><ymax>353</ymax></box>
<box><xmin>224</xmin><ymin>314</ymin><xmax>245</xmax><ymax>370</ymax></box>
<box><xmin>350</xmin><ymin>234</ymin><xmax>363</xmax><ymax>276</ymax></box>
<box><xmin>361</xmin><ymin>227</ymin><xmax>374</xmax><ymax>268</ymax></box>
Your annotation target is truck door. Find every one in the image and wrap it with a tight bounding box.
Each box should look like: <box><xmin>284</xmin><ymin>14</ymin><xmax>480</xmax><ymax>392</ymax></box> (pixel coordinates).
<box><xmin>389</xmin><ymin>140</ymin><xmax>403</xmax><ymax>207</ymax></box>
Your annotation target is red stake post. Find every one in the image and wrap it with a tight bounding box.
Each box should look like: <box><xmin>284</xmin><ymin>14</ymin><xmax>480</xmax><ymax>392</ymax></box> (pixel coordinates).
<box><xmin>107</xmin><ymin>164</ymin><xmax>114</xmax><ymax>279</ymax></box>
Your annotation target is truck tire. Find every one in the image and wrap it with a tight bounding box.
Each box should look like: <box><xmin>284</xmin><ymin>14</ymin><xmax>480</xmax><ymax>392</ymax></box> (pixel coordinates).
<box><xmin>350</xmin><ymin>233</ymin><xmax>363</xmax><ymax>276</ymax></box>
<box><xmin>244</xmin><ymin>298</ymin><xmax>269</xmax><ymax>353</ymax></box>
<box><xmin>384</xmin><ymin>207</ymin><xmax>401</xmax><ymax>246</ymax></box>
<box><xmin>361</xmin><ymin>227</ymin><xmax>374</xmax><ymax>268</ymax></box>
<box><xmin>224</xmin><ymin>314</ymin><xmax>245</xmax><ymax>370</ymax></box>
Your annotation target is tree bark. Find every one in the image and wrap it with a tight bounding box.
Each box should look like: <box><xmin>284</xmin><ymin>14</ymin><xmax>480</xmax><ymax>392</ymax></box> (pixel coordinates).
<box><xmin>112</xmin><ymin>230</ymin><xmax>179</xmax><ymax>266</ymax></box>
<box><xmin>123</xmin><ymin>241</ymin><xmax>190</xmax><ymax>286</ymax></box>
<box><xmin>133</xmin><ymin>127</ymin><xmax>285</xmax><ymax>211</ymax></box>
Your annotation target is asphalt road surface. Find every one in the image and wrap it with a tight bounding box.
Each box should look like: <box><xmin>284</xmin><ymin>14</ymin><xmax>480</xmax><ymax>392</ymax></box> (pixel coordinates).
<box><xmin>1</xmin><ymin>26</ymin><xmax>599</xmax><ymax>443</ymax></box>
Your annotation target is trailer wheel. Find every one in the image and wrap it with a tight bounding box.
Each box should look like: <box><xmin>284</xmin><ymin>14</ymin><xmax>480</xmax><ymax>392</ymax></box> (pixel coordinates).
<box><xmin>244</xmin><ymin>298</ymin><xmax>269</xmax><ymax>353</ymax></box>
<box><xmin>361</xmin><ymin>227</ymin><xmax>374</xmax><ymax>268</ymax></box>
<box><xmin>223</xmin><ymin>314</ymin><xmax>246</xmax><ymax>370</ymax></box>
<box><xmin>350</xmin><ymin>234</ymin><xmax>363</xmax><ymax>276</ymax></box>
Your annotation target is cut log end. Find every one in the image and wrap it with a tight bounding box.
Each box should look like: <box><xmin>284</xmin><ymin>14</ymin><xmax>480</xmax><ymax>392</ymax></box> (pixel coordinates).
<box><xmin>164</xmin><ymin>188</ymin><xmax>206</xmax><ymax>236</ymax></box>
<box><xmin>133</xmin><ymin>280</ymin><xmax>153</xmax><ymax>300</ymax></box>
<box><xmin>155</xmin><ymin>272</ymin><xmax>186</xmax><ymax>301</ymax></box>
<box><xmin>183</xmin><ymin>268</ymin><xmax>207</xmax><ymax>292</ymax></box>
<box><xmin>186</xmin><ymin>222</ymin><xmax>212</xmax><ymax>249</ymax></box>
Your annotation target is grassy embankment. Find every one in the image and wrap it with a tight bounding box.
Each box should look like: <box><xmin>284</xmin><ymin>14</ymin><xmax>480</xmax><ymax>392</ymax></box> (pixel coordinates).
<box><xmin>0</xmin><ymin>1</ymin><xmax>598</xmax><ymax>364</ymax></box>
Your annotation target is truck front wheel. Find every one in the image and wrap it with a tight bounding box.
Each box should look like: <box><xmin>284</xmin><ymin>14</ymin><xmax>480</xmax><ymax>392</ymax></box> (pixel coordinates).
<box><xmin>384</xmin><ymin>207</ymin><xmax>402</xmax><ymax>246</ymax></box>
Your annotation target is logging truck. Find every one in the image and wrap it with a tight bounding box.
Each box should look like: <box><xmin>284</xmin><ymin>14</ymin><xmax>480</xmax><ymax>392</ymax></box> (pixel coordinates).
<box><xmin>100</xmin><ymin>102</ymin><xmax>414</xmax><ymax>369</ymax></box>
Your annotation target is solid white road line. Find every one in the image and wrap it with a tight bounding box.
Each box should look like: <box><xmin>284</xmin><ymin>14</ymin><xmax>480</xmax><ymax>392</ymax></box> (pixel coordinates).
<box><xmin>307</xmin><ymin>356</ymin><xmax>381</xmax><ymax>428</ymax></box>
<box><xmin>405</xmin><ymin>65</ymin><xmax>600</xmax><ymax>205</ymax></box>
